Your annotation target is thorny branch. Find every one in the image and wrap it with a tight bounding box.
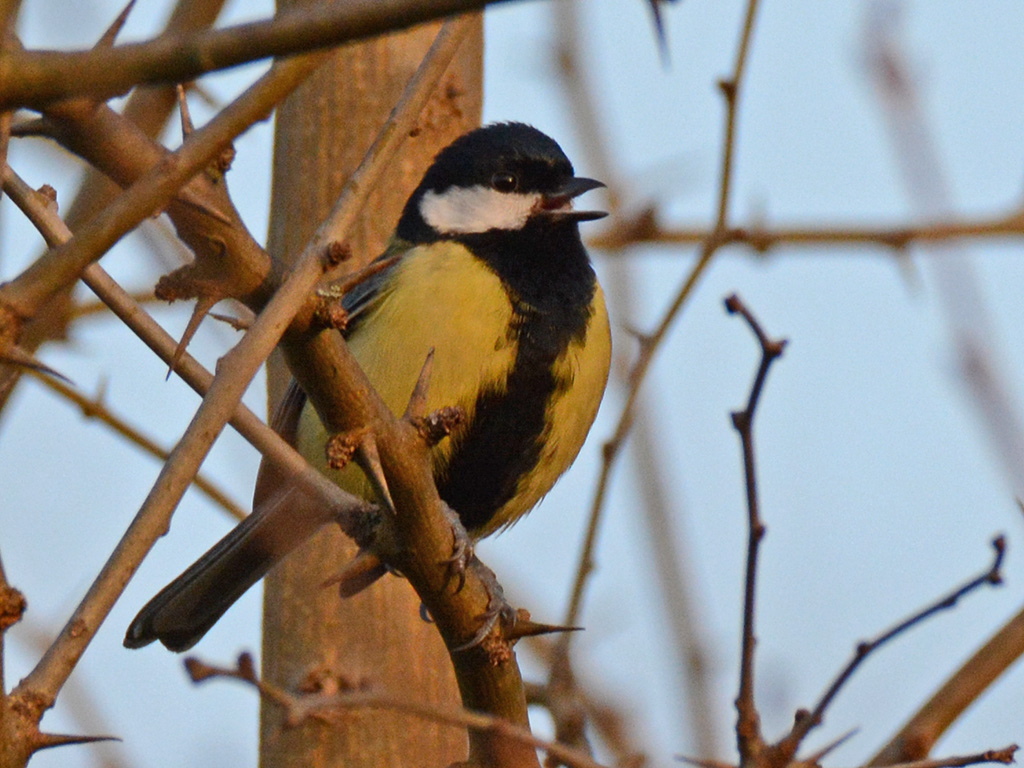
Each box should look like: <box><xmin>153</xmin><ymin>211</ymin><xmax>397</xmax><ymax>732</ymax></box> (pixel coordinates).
<box><xmin>723</xmin><ymin>294</ymin><xmax>786</xmax><ymax>763</ymax></box>
<box><xmin>0</xmin><ymin>0</ymin><xmax>229</xmax><ymax>413</ymax></box>
<box><xmin>1</xmin><ymin>165</ymin><xmax>367</xmax><ymax>533</ymax></box>
<box><xmin>4</xmin><ymin>15</ymin><xmax>539</xmax><ymax>766</ymax></box>
<box><xmin>0</xmin><ymin>51</ymin><xmax>323</xmax><ymax>324</ymax></box>
<box><xmin>13</xmin><ymin>179</ymin><xmax>338</xmax><ymax>710</ymax></box>
<box><xmin>184</xmin><ymin>653</ymin><xmax>609</xmax><ymax>768</ymax></box>
<box><xmin>0</xmin><ymin>0</ymin><xmax>511</xmax><ymax>109</ymax></box>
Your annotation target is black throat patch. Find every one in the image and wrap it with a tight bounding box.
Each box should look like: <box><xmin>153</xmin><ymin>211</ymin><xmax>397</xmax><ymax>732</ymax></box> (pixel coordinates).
<box><xmin>436</xmin><ymin>218</ymin><xmax>596</xmax><ymax>533</ymax></box>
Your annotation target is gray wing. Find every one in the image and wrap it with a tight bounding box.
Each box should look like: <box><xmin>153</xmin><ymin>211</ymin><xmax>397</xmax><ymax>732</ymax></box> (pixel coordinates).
<box><xmin>340</xmin><ymin>244</ymin><xmax>407</xmax><ymax>334</ymax></box>
<box><xmin>123</xmin><ymin>247</ymin><xmax>410</xmax><ymax>651</ymax></box>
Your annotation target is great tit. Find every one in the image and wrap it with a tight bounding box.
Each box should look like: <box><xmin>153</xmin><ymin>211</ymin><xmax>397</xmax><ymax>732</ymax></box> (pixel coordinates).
<box><xmin>125</xmin><ymin>122</ymin><xmax>612</xmax><ymax>652</ymax></box>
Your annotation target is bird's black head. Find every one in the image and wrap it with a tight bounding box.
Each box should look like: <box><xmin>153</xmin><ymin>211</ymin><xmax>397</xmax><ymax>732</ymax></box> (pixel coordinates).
<box><xmin>396</xmin><ymin>123</ymin><xmax>606</xmax><ymax>243</ymax></box>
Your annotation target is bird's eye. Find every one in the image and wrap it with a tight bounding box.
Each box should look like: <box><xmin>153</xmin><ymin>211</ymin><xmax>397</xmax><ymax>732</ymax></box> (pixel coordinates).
<box><xmin>491</xmin><ymin>172</ymin><xmax>518</xmax><ymax>193</ymax></box>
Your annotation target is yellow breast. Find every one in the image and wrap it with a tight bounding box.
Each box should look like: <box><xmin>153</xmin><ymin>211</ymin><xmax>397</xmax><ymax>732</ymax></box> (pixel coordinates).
<box><xmin>297</xmin><ymin>241</ymin><xmax>611</xmax><ymax>537</ymax></box>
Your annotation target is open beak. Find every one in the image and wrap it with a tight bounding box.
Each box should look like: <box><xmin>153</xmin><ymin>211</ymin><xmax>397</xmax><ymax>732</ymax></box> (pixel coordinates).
<box><xmin>538</xmin><ymin>176</ymin><xmax>608</xmax><ymax>222</ymax></box>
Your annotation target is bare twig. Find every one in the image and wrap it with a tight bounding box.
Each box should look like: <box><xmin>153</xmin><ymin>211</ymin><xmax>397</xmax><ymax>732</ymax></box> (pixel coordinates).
<box><xmin>185</xmin><ymin>653</ymin><xmax>610</xmax><ymax>768</ymax></box>
<box><xmin>869</xmin><ymin>605</ymin><xmax>1024</xmax><ymax>766</ymax></box>
<box><xmin>553</xmin><ymin>1</ymin><xmax>763</xmax><ymax>757</ymax></box>
<box><xmin>864</xmin><ymin>6</ymin><xmax>1024</xmax><ymax>497</ymax></box>
<box><xmin>25</xmin><ymin>369</ymin><xmax>247</xmax><ymax>521</ymax></box>
<box><xmin>551</xmin><ymin>2</ymin><xmax>720</xmax><ymax>758</ymax></box>
<box><xmin>774</xmin><ymin>537</ymin><xmax>1006</xmax><ymax>762</ymax></box>
<box><xmin>724</xmin><ymin>294</ymin><xmax>786</xmax><ymax>762</ymax></box>
<box><xmin>589</xmin><ymin>210</ymin><xmax>1024</xmax><ymax>254</ymax></box>
<box><xmin>870</xmin><ymin>745</ymin><xmax>1018</xmax><ymax>768</ymax></box>
<box><xmin>560</xmin><ymin>0</ymin><xmax>763</xmax><ymax>639</ymax></box>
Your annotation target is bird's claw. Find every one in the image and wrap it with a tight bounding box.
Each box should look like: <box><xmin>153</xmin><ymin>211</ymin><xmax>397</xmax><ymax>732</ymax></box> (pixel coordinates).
<box><xmin>450</xmin><ymin>564</ymin><xmax>516</xmax><ymax>653</ymax></box>
<box><xmin>441</xmin><ymin>503</ymin><xmax>474</xmax><ymax>593</ymax></box>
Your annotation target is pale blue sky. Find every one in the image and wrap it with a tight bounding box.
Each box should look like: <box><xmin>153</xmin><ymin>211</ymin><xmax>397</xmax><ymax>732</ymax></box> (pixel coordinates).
<box><xmin>2</xmin><ymin>1</ymin><xmax>1022</xmax><ymax>766</ymax></box>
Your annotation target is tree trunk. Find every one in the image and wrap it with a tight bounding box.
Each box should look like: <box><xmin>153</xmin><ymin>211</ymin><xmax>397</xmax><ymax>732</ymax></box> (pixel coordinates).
<box><xmin>260</xmin><ymin>7</ymin><xmax>483</xmax><ymax>767</ymax></box>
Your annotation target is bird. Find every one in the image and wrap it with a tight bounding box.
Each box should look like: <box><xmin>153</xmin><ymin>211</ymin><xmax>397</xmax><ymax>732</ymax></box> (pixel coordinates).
<box><xmin>124</xmin><ymin>122</ymin><xmax>612</xmax><ymax>652</ymax></box>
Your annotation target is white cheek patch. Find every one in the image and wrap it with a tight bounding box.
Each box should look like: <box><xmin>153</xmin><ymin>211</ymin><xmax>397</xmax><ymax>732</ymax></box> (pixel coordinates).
<box><xmin>420</xmin><ymin>186</ymin><xmax>541</xmax><ymax>234</ymax></box>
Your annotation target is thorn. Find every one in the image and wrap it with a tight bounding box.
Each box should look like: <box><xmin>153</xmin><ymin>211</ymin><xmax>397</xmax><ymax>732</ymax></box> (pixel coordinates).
<box><xmin>172</xmin><ymin>191</ymin><xmax>234</xmax><ymax>226</ymax></box>
<box><xmin>358</xmin><ymin>432</ymin><xmax>396</xmax><ymax>514</ymax></box>
<box><xmin>805</xmin><ymin>727</ymin><xmax>859</xmax><ymax>763</ymax></box>
<box><xmin>95</xmin><ymin>0</ymin><xmax>136</xmax><ymax>48</ymax></box>
<box><xmin>320</xmin><ymin>550</ymin><xmax>387</xmax><ymax>597</ymax></box>
<box><xmin>177</xmin><ymin>84</ymin><xmax>194</xmax><ymax>138</ymax></box>
<box><xmin>620</xmin><ymin>323</ymin><xmax>648</xmax><ymax>344</ymax></box>
<box><xmin>32</xmin><ymin>732</ymin><xmax>121</xmax><ymax>752</ymax></box>
<box><xmin>167</xmin><ymin>294</ymin><xmax>219</xmax><ymax>379</ymax></box>
<box><xmin>2</xmin><ymin>345</ymin><xmax>73</xmax><ymax>384</ymax></box>
<box><xmin>505</xmin><ymin>616</ymin><xmax>584</xmax><ymax>642</ymax></box>
<box><xmin>209</xmin><ymin>311</ymin><xmax>252</xmax><ymax>331</ymax></box>
<box><xmin>10</xmin><ymin>117</ymin><xmax>52</xmax><ymax>138</ymax></box>
<box><xmin>403</xmin><ymin>348</ymin><xmax>435</xmax><ymax>420</ymax></box>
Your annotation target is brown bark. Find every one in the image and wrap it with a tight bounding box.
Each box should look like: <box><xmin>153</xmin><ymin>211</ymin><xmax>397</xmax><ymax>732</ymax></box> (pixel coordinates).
<box><xmin>259</xmin><ymin>9</ymin><xmax>483</xmax><ymax>768</ymax></box>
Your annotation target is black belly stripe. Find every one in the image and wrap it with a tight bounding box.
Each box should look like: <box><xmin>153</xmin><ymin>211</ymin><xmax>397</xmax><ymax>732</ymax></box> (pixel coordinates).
<box><xmin>438</xmin><ymin>309</ymin><xmax>565</xmax><ymax>531</ymax></box>
<box><xmin>435</xmin><ymin>219</ymin><xmax>597</xmax><ymax>533</ymax></box>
